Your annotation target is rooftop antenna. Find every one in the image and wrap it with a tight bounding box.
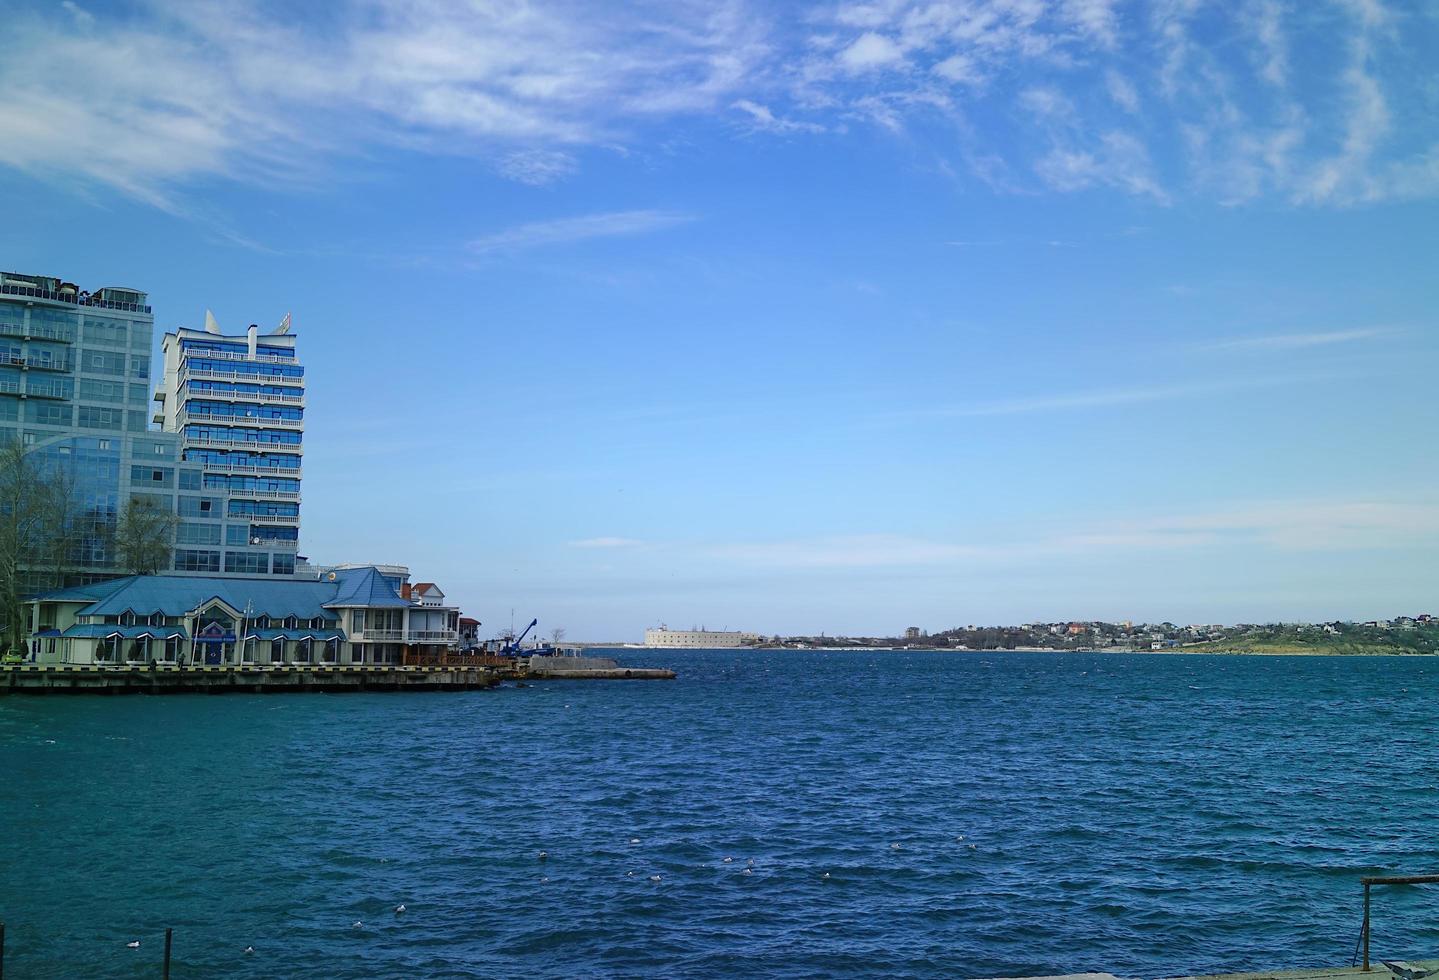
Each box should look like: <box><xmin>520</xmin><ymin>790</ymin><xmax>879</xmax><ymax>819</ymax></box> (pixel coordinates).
<box><xmin>276</xmin><ymin>312</ymin><xmax>292</xmax><ymax>335</ymax></box>
<box><xmin>203</xmin><ymin>309</ymin><xmax>222</xmax><ymax>334</ymax></box>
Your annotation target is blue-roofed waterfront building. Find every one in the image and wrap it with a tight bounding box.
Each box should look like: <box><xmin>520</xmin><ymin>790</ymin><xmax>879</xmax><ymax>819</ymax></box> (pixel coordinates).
<box><xmin>24</xmin><ymin>566</ymin><xmax>459</xmax><ymax>666</ymax></box>
<box><xmin>154</xmin><ymin>311</ymin><xmax>303</xmax><ymax>577</ymax></box>
<box><xmin>0</xmin><ymin>271</ymin><xmax>191</xmax><ymax>588</ymax></box>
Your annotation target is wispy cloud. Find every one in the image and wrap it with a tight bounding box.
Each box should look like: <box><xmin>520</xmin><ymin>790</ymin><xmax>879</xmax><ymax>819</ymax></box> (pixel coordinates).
<box><xmin>1201</xmin><ymin>327</ymin><xmax>1395</xmax><ymax>352</ymax></box>
<box><xmin>468</xmin><ymin>210</ymin><xmax>695</xmax><ymax>254</ymax></box>
<box><xmin>1</xmin><ymin>0</ymin><xmax>1437</xmax><ymax>212</ymax></box>
<box><xmin>570</xmin><ymin>537</ymin><xmax>644</xmax><ymax>549</ymax></box>
<box><xmin>700</xmin><ymin>499</ymin><xmax>1439</xmax><ymax>570</ymax></box>
<box><xmin>893</xmin><ymin>380</ymin><xmax>1250</xmax><ymax>420</ymax></box>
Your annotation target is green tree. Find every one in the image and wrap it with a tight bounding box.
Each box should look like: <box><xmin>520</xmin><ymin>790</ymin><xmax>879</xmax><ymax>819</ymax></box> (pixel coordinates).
<box><xmin>113</xmin><ymin>497</ymin><xmax>177</xmax><ymax>576</ymax></box>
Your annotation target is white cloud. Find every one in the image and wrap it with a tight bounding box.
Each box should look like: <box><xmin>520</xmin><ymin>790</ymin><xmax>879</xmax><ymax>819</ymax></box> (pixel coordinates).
<box><xmin>731</xmin><ymin>99</ymin><xmax>826</xmax><ymax>134</ymax></box>
<box><xmin>702</xmin><ymin>499</ymin><xmax>1439</xmax><ymax>570</ymax></box>
<box><xmin>570</xmin><ymin>537</ymin><xmax>644</xmax><ymax>549</ymax></box>
<box><xmin>494</xmin><ymin>150</ymin><xmax>579</xmax><ymax>186</ymax></box>
<box><xmin>1</xmin><ymin>0</ymin><xmax>1436</xmax><ymax>211</ymax></box>
<box><xmin>467</xmin><ymin>210</ymin><xmax>695</xmax><ymax>254</ymax></box>
<box><xmin>838</xmin><ymin>32</ymin><xmax>906</xmax><ymax>72</ymax></box>
<box><xmin>1201</xmin><ymin>327</ymin><xmax>1394</xmax><ymax>352</ymax></box>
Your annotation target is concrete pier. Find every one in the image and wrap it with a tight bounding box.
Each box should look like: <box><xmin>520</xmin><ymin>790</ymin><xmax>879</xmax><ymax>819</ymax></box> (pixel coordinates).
<box><xmin>1</xmin><ymin>663</ymin><xmax>500</xmax><ymax>695</ymax></box>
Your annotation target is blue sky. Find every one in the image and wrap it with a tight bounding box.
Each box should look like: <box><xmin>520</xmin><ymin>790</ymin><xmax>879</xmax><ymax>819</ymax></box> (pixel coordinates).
<box><xmin>2</xmin><ymin>0</ymin><xmax>1437</xmax><ymax>638</ymax></box>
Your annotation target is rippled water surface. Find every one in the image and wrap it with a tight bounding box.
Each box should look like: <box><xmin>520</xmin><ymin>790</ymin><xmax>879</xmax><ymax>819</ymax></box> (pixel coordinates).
<box><xmin>5</xmin><ymin>650</ymin><xmax>1439</xmax><ymax>978</ymax></box>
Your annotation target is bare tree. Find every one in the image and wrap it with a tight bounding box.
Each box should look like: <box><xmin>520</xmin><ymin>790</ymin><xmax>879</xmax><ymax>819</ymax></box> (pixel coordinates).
<box><xmin>550</xmin><ymin>626</ymin><xmax>567</xmax><ymax>645</ymax></box>
<box><xmin>0</xmin><ymin>441</ymin><xmax>52</xmax><ymax>653</ymax></box>
<box><xmin>113</xmin><ymin>497</ymin><xmax>177</xmax><ymax>576</ymax></box>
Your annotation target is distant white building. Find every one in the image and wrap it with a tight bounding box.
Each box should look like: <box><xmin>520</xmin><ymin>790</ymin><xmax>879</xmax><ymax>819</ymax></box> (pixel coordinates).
<box><xmin>643</xmin><ymin>627</ymin><xmax>760</xmax><ymax>648</ymax></box>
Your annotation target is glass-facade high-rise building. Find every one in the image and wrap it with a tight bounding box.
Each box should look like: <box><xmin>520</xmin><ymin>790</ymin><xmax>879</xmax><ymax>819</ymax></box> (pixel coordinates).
<box><xmin>154</xmin><ymin>315</ymin><xmax>303</xmax><ymax>577</ymax></box>
<box><xmin>0</xmin><ymin>271</ymin><xmax>192</xmax><ymax>586</ymax></box>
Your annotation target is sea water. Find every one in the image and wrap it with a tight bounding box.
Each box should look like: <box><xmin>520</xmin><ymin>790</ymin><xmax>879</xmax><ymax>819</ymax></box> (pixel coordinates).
<box><xmin>3</xmin><ymin>650</ymin><xmax>1438</xmax><ymax>978</ymax></box>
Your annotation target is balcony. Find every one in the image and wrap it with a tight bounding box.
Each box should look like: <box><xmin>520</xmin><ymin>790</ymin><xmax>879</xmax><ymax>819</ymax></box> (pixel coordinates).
<box><xmin>24</xmin><ymin>382</ymin><xmax>72</xmax><ymax>400</ymax></box>
<box><xmin>179</xmin><ymin>364</ymin><xmax>304</xmax><ymax>387</ymax></box>
<box><xmin>351</xmin><ymin>629</ymin><xmax>458</xmax><ymax>645</ymax></box>
<box><xmin>0</xmin><ymin>352</ymin><xmax>73</xmax><ymax>373</ymax></box>
<box><xmin>183</xmin><ymin>434</ymin><xmax>302</xmax><ymax>450</ymax></box>
<box><xmin>238</xmin><ymin>513</ymin><xmax>300</xmax><ymax>525</ymax></box>
<box><xmin>182</xmin><ymin>348</ymin><xmax>295</xmax><ymax>365</ymax></box>
<box><xmin>196</xmin><ymin>460</ymin><xmax>302</xmax><ymax>477</ymax></box>
<box><xmin>0</xmin><ymin>321</ymin><xmax>76</xmax><ymax>344</ymax></box>
<box><xmin>180</xmin><ymin>410</ymin><xmax>303</xmax><ymax>430</ymax></box>
<box><xmin>181</xmin><ymin>385</ymin><xmax>304</xmax><ymax>407</ymax></box>
<box><xmin>221</xmin><ymin>488</ymin><xmax>301</xmax><ymax>501</ymax></box>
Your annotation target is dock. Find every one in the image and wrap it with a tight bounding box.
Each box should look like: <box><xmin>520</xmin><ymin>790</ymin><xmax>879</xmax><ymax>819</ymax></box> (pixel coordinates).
<box><xmin>0</xmin><ymin>663</ymin><xmax>501</xmax><ymax>694</ymax></box>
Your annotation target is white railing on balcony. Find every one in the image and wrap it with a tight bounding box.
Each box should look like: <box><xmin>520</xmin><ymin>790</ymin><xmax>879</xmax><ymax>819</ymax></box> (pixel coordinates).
<box><xmin>183</xmin><ymin>434</ymin><xmax>302</xmax><ymax>450</ymax></box>
<box><xmin>198</xmin><ymin>461</ymin><xmax>302</xmax><ymax>477</ymax></box>
<box><xmin>180</xmin><ymin>411</ymin><xmax>302</xmax><ymax>430</ymax></box>
<box><xmin>183</xmin><ymin>349</ymin><xmax>296</xmax><ymax>365</ymax></box>
<box><xmin>182</xmin><ymin>386</ymin><xmax>305</xmax><ymax>406</ymax></box>
<box><xmin>351</xmin><ymin>630</ymin><xmax>458</xmax><ymax>644</ymax></box>
<box><xmin>240</xmin><ymin>513</ymin><xmax>300</xmax><ymax>525</ymax></box>
<box><xmin>218</xmin><ymin>487</ymin><xmax>301</xmax><ymax>501</ymax></box>
<box><xmin>0</xmin><ymin>378</ymin><xmax>19</xmax><ymax>395</ymax></box>
<box><xmin>179</xmin><ymin>364</ymin><xmax>304</xmax><ymax>386</ymax></box>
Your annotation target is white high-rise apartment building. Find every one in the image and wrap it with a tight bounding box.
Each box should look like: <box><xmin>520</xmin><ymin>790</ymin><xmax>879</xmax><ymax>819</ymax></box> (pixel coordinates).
<box><xmin>154</xmin><ymin>312</ymin><xmax>303</xmax><ymax>576</ymax></box>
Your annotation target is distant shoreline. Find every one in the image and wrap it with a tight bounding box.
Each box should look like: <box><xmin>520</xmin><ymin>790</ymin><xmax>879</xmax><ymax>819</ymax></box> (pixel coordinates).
<box><xmin>595</xmin><ymin>644</ymin><xmax>1439</xmax><ymax>657</ymax></box>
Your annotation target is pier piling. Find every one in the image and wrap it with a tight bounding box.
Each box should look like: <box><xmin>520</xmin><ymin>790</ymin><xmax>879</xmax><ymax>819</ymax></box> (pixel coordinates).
<box><xmin>163</xmin><ymin>927</ymin><xmax>172</xmax><ymax>979</ymax></box>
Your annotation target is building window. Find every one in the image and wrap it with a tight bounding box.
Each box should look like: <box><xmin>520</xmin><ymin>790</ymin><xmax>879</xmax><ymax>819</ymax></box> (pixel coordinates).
<box><xmin>119</xmin><ymin>611</ymin><xmax>135</xmax><ymax>627</ymax></box>
<box><xmin>149</xmin><ymin>612</ymin><xmax>164</xmax><ymax>626</ymax></box>
<box><xmin>254</xmin><ymin>615</ymin><xmax>270</xmax><ymax>629</ymax></box>
<box><xmin>223</xmin><ymin>552</ymin><xmax>268</xmax><ymax>575</ymax></box>
<box><xmin>284</xmin><ymin>616</ymin><xmax>298</xmax><ymax>630</ymax></box>
<box><xmin>271</xmin><ymin>638</ymin><xmax>285</xmax><ymax>663</ymax></box>
<box><xmin>174</xmin><ymin>549</ymin><xmax>221</xmax><ymax>573</ymax></box>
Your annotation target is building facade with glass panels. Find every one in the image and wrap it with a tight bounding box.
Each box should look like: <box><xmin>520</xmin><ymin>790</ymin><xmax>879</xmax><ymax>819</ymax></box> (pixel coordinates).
<box><xmin>0</xmin><ymin>271</ymin><xmax>195</xmax><ymax>589</ymax></box>
<box><xmin>154</xmin><ymin>316</ymin><xmax>302</xmax><ymax>577</ymax></box>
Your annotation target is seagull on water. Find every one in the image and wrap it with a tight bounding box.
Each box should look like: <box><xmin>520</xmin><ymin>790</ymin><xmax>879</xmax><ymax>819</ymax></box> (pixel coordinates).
<box><xmin>746</xmin><ymin>858</ymin><xmax>754</xmax><ymax>867</ymax></box>
<box><xmin>395</xmin><ymin>904</ymin><xmax>406</xmax><ymax>914</ymax></box>
<box><xmin>891</xmin><ymin>843</ymin><xmax>902</xmax><ymax>850</ymax></box>
<box><xmin>126</xmin><ymin>941</ymin><xmax>140</xmax><ymax>949</ymax></box>
<box><xmin>352</xmin><ymin>921</ymin><xmax>363</xmax><ymax>929</ymax></box>
<box><xmin>244</xmin><ymin>946</ymin><xmax>255</xmax><ymax>954</ymax></box>
<box><xmin>822</xmin><ymin>872</ymin><xmax>831</xmax><ymax>879</ymax></box>
<box><xmin>649</xmin><ymin>875</ymin><xmax>662</xmax><ymax>882</ymax></box>
<box><xmin>630</xmin><ymin>838</ymin><xmax>640</xmax><ymax>844</ymax></box>
<box><xmin>722</xmin><ymin>857</ymin><xmax>733</xmax><ymax>863</ymax></box>
<box><xmin>541</xmin><ymin>876</ymin><xmax>549</xmax><ymax>883</ymax></box>
<box><xmin>626</xmin><ymin>871</ymin><xmax>635</xmax><ymax>877</ymax></box>
<box><xmin>538</xmin><ymin>851</ymin><xmax>548</xmax><ymax>861</ymax></box>
<box><xmin>743</xmin><ymin>868</ymin><xmax>753</xmax><ymax>876</ymax></box>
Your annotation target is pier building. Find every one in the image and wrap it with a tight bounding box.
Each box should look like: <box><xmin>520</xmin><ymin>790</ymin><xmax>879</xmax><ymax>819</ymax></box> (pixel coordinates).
<box><xmin>154</xmin><ymin>312</ymin><xmax>303</xmax><ymax>577</ymax></box>
<box><xmin>643</xmin><ymin>627</ymin><xmax>761</xmax><ymax>648</ymax></box>
<box><xmin>24</xmin><ymin>565</ymin><xmax>460</xmax><ymax>666</ymax></box>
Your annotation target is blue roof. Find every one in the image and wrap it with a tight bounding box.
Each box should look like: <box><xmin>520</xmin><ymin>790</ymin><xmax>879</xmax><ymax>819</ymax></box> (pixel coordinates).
<box><xmin>37</xmin><ymin>574</ymin><xmax>355</xmax><ymax>620</ymax></box>
<box><xmin>245</xmin><ymin>628</ymin><xmax>344</xmax><ymax>642</ymax></box>
<box><xmin>62</xmin><ymin>624</ymin><xmax>190</xmax><ymax>639</ymax></box>
<box><xmin>326</xmin><ymin>566</ymin><xmax>410</xmax><ymax>608</ymax></box>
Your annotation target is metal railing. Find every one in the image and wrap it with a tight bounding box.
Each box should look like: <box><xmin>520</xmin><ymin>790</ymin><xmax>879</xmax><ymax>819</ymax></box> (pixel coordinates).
<box><xmin>1357</xmin><ymin>874</ymin><xmax>1439</xmax><ymax>970</ymax></box>
<box><xmin>0</xmin><ymin>320</ymin><xmax>76</xmax><ymax>343</ymax></box>
<box><xmin>0</xmin><ymin>280</ymin><xmax>152</xmax><ymax>313</ymax></box>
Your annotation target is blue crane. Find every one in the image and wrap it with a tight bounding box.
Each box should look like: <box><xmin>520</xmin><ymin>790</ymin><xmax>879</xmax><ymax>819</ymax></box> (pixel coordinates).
<box><xmin>503</xmin><ymin>618</ymin><xmax>538</xmax><ymax>656</ymax></box>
